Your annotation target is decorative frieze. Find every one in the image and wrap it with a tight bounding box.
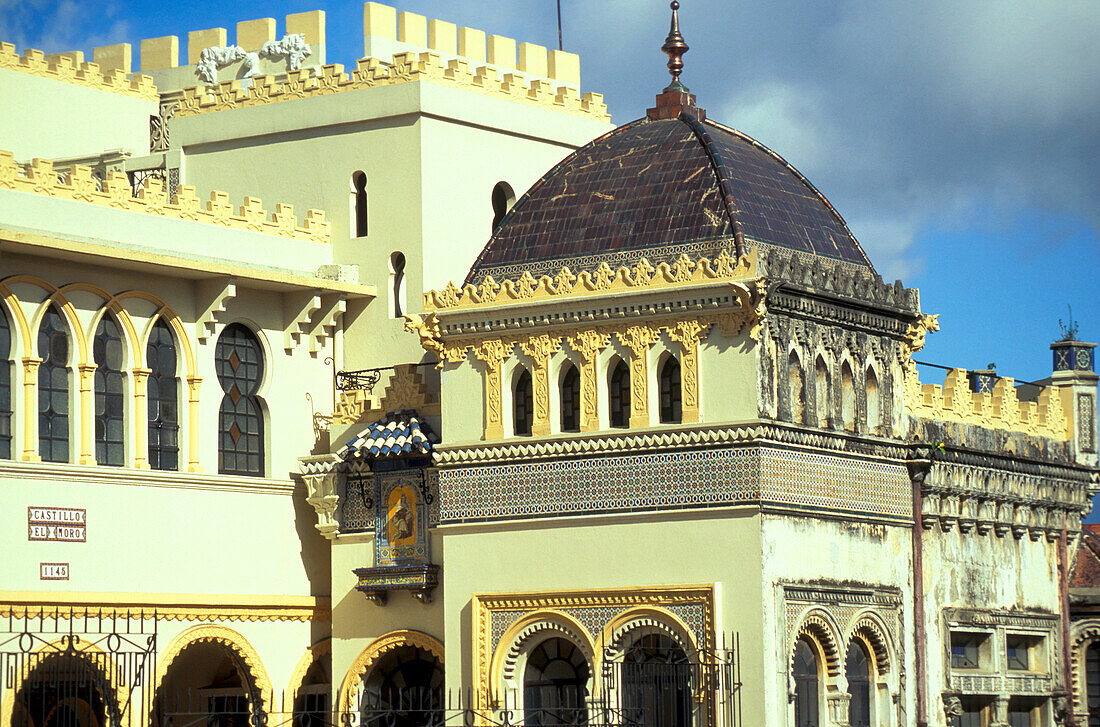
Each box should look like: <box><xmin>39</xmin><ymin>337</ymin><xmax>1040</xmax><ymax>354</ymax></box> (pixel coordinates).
<box><xmin>0</xmin><ymin>42</ymin><xmax>158</xmax><ymax>99</ymax></box>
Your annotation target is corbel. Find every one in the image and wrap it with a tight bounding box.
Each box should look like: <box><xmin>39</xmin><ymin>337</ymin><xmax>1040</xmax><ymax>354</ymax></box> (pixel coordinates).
<box><xmin>309</xmin><ymin>294</ymin><xmax>346</xmax><ymax>355</ymax></box>
<box><xmin>195</xmin><ymin>277</ymin><xmax>236</xmax><ymax>343</ymax></box>
<box><xmin>283</xmin><ymin>291</ymin><xmax>322</xmax><ymax>353</ymax></box>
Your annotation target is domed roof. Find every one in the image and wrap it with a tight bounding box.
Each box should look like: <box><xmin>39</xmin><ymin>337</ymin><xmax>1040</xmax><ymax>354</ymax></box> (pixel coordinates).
<box><xmin>465</xmin><ymin>113</ymin><xmax>873</xmax><ymax>286</ymax></box>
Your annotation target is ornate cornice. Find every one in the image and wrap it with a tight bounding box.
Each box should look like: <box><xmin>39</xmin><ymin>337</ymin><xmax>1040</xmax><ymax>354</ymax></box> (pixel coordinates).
<box><xmin>174</xmin><ymin>51</ymin><xmax>610</xmax><ymax>121</ymax></box>
<box><xmin>0</xmin><ymin>43</ymin><xmax>158</xmax><ymax>100</ymax></box>
<box><xmin>756</xmin><ymin>246</ymin><xmax>921</xmax><ymax>313</ymax></box>
<box><xmin>0</xmin><ymin>594</ymin><xmax>329</xmax><ymax>622</ymax></box>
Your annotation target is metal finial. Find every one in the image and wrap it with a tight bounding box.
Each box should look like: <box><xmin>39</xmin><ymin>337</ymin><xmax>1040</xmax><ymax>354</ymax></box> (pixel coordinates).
<box><xmin>661</xmin><ymin>1</ymin><xmax>689</xmax><ymax>91</ymax></box>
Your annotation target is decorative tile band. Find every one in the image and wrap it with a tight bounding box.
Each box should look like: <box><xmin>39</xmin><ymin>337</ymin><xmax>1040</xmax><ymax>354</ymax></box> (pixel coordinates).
<box><xmin>0</xmin><ymin>43</ymin><xmax>158</xmax><ymax>100</ymax></box>
<box><xmin>0</xmin><ymin>154</ymin><xmax>331</xmax><ymax>244</ymax></box>
<box><xmin>174</xmin><ymin>51</ymin><xmax>610</xmax><ymax>121</ymax></box>
<box><xmin>438</xmin><ymin>445</ymin><xmax>911</xmax><ymax>523</ymax></box>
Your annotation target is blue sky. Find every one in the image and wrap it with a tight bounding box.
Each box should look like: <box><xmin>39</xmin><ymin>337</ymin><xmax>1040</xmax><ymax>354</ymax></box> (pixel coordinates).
<box><xmin>3</xmin><ymin>0</ymin><xmax>1098</xmax><ymax>498</ymax></box>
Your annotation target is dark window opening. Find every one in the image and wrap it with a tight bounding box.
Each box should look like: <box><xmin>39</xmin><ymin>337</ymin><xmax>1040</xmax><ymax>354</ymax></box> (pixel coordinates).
<box><xmin>1005</xmin><ymin>637</ymin><xmax>1032</xmax><ymax>671</ymax></box>
<box><xmin>1087</xmin><ymin>642</ymin><xmax>1100</xmax><ymax>725</ymax></box>
<box><xmin>215</xmin><ymin>323</ymin><xmax>264</xmax><ymax>476</ymax></box>
<box><xmin>792</xmin><ymin>639</ymin><xmax>819</xmax><ymax>727</ymax></box>
<box><xmin>609</xmin><ymin>359</ymin><xmax>630</xmax><ymax>429</ymax></box>
<box><xmin>0</xmin><ymin>308</ymin><xmax>11</xmax><ymax>459</ymax></box>
<box><xmin>621</xmin><ymin>634</ymin><xmax>690</xmax><ymax>727</ymax></box>
<box><xmin>846</xmin><ymin>641</ymin><xmax>872</xmax><ymax>727</ymax></box>
<box><xmin>391</xmin><ymin>251</ymin><xmax>406</xmax><ymax>318</ymax></box>
<box><xmin>38</xmin><ymin>305</ymin><xmax>70</xmax><ymax>463</ymax></box>
<box><xmin>492</xmin><ymin>181</ymin><xmax>515</xmax><ymax>232</ymax></box>
<box><xmin>360</xmin><ymin>646</ymin><xmax>443</xmax><ymax>727</ymax></box>
<box><xmin>514</xmin><ymin>370</ymin><xmax>533</xmax><ymax>436</ymax></box>
<box><xmin>949</xmin><ymin>633</ymin><xmax>982</xmax><ymax>669</ymax></box>
<box><xmin>93</xmin><ymin>315</ymin><xmax>125</xmax><ymax>466</ymax></box>
<box><xmin>524</xmin><ymin>638</ymin><xmax>589</xmax><ymax>727</ymax></box>
<box><xmin>353</xmin><ymin>171</ymin><xmax>368</xmax><ymax>237</ymax></box>
<box><xmin>561</xmin><ymin>364</ymin><xmax>580</xmax><ymax>433</ymax></box>
<box><xmin>658</xmin><ymin>356</ymin><xmax>682</xmax><ymax>424</ymax></box>
<box><xmin>147</xmin><ymin>318</ymin><xmax>179</xmax><ymax>471</ymax></box>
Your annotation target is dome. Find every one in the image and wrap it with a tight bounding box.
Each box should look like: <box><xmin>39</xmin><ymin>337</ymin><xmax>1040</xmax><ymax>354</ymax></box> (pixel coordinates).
<box><xmin>465</xmin><ymin>113</ymin><xmax>873</xmax><ymax>286</ymax></box>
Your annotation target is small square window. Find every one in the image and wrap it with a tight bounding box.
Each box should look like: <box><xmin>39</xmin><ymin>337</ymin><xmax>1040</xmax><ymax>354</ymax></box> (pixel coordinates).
<box><xmin>1006</xmin><ymin>635</ymin><xmax>1039</xmax><ymax>671</ymax></box>
<box><xmin>950</xmin><ymin>632</ymin><xmax>985</xmax><ymax>669</ymax></box>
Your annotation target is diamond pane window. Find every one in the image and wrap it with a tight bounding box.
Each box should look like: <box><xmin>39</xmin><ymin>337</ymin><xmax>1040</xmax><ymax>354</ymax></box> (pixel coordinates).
<box><xmin>37</xmin><ymin>305</ymin><xmax>69</xmax><ymax>463</ymax></box>
<box><xmin>147</xmin><ymin>319</ymin><xmax>179</xmax><ymax>471</ymax></box>
<box><xmin>0</xmin><ymin>308</ymin><xmax>11</xmax><ymax>459</ymax></box>
<box><xmin>215</xmin><ymin>323</ymin><xmax>264</xmax><ymax>476</ymax></box>
<box><xmin>94</xmin><ymin>315</ymin><xmax>126</xmax><ymax>466</ymax></box>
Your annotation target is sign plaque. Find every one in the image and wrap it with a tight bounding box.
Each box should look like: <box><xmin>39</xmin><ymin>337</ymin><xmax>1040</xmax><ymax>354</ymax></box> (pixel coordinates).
<box><xmin>27</xmin><ymin>507</ymin><xmax>86</xmax><ymax>542</ymax></box>
<box><xmin>39</xmin><ymin>563</ymin><xmax>70</xmax><ymax>580</ymax></box>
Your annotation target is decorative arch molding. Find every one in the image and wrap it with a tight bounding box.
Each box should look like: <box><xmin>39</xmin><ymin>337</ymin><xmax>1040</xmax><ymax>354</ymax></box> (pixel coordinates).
<box><xmin>150</xmin><ymin>624</ymin><xmax>275</xmax><ymax>718</ymax></box>
<box><xmin>0</xmin><ymin>637</ymin><xmax>128</xmax><ymax>727</ymax></box>
<box><xmin>845</xmin><ymin>611</ymin><xmax>892</xmax><ymax>677</ymax></box>
<box><xmin>284</xmin><ymin>638</ymin><xmax>332</xmax><ymax>713</ymax></box>
<box><xmin>491</xmin><ymin>610</ymin><xmax>596</xmax><ymax>702</ymax></box>
<box><xmin>791</xmin><ymin>608</ymin><xmax>843</xmax><ymax>680</ymax></box>
<box><xmin>1070</xmin><ymin>620</ymin><xmax>1100</xmax><ymax>715</ymax></box>
<box><xmin>337</xmin><ymin>630</ymin><xmax>444</xmax><ymax>713</ymax></box>
<box><xmin>0</xmin><ymin>285</ymin><xmax>33</xmax><ymax>353</ymax></box>
<box><xmin>597</xmin><ymin>606</ymin><xmax>698</xmax><ymax>664</ymax></box>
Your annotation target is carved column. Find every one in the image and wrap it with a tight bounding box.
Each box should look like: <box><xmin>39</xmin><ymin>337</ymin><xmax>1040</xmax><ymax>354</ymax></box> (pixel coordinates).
<box><xmin>827</xmin><ymin>691</ymin><xmax>851</xmax><ymax>727</ymax></box>
<box><xmin>131</xmin><ymin>367</ymin><xmax>152</xmax><ymax>468</ymax></box>
<box><xmin>472</xmin><ymin>339</ymin><xmax>513</xmax><ymax>440</ymax></box>
<box><xmin>519</xmin><ymin>334</ymin><xmax>560</xmax><ymax>436</ymax></box>
<box><xmin>567</xmin><ymin>330</ymin><xmax>609</xmax><ymax>432</ymax></box>
<box><xmin>77</xmin><ymin>362</ymin><xmax>97</xmax><ymax>464</ymax></box>
<box><xmin>618</xmin><ymin>325</ymin><xmax>660</xmax><ymax>428</ymax></box>
<box><xmin>20</xmin><ymin>357</ymin><xmax>42</xmax><ymax>461</ymax></box>
<box><xmin>991</xmin><ymin>694</ymin><xmax>1009</xmax><ymax>727</ymax></box>
<box><xmin>667</xmin><ymin>320</ymin><xmax>710</xmax><ymax>424</ymax></box>
<box><xmin>186</xmin><ymin>375</ymin><xmax>203</xmax><ymax>472</ymax></box>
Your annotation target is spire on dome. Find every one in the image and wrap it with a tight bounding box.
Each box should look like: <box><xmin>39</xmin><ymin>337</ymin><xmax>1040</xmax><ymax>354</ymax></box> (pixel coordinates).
<box><xmin>647</xmin><ymin>2</ymin><xmax>705</xmax><ymax>121</ymax></box>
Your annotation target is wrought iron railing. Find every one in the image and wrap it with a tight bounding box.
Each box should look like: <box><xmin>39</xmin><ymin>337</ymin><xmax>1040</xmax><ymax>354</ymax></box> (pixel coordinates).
<box><xmin>334</xmin><ymin>363</ymin><xmax>436</xmax><ymax>393</ymax></box>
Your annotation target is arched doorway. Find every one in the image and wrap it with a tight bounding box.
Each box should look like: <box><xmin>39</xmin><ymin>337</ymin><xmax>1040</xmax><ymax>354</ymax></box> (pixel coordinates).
<box><xmin>620</xmin><ymin>633</ymin><xmax>691</xmax><ymax>727</ymax></box>
<box><xmin>12</xmin><ymin>653</ymin><xmax>120</xmax><ymax>727</ymax></box>
<box><xmin>154</xmin><ymin>640</ymin><xmax>266</xmax><ymax>727</ymax></box>
<box><xmin>523</xmin><ymin>638</ymin><xmax>589</xmax><ymax>726</ymax></box>
<box><xmin>359</xmin><ymin>645</ymin><xmax>443</xmax><ymax>727</ymax></box>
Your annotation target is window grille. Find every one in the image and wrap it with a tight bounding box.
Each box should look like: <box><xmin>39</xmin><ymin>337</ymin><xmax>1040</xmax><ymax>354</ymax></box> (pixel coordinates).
<box><xmin>215</xmin><ymin>324</ymin><xmax>264</xmax><ymax>476</ymax></box>
<box><xmin>0</xmin><ymin>309</ymin><xmax>11</xmax><ymax>459</ymax></box>
<box><xmin>658</xmin><ymin>357</ymin><xmax>682</xmax><ymax>424</ymax></box>
<box><xmin>93</xmin><ymin>316</ymin><xmax>125</xmax><ymax>466</ymax></box>
<box><xmin>514</xmin><ymin>370</ymin><xmax>533</xmax><ymax>436</ymax></box>
<box><xmin>561</xmin><ymin>364</ymin><xmax>580</xmax><ymax>433</ymax></box>
<box><xmin>609</xmin><ymin>360</ymin><xmax>630</xmax><ymax>429</ymax></box>
<box><xmin>147</xmin><ymin>319</ymin><xmax>179</xmax><ymax>471</ymax></box>
<box><xmin>37</xmin><ymin>305</ymin><xmax>70</xmax><ymax>463</ymax></box>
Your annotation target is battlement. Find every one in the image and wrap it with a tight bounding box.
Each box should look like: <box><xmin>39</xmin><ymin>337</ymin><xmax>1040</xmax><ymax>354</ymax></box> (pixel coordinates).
<box><xmin>173</xmin><ymin>51</ymin><xmax>609</xmax><ymax>121</ymax></box>
<box><xmin>0</xmin><ymin>152</ymin><xmax>330</xmax><ymax>244</ymax></box>
<box><xmin>904</xmin><ymin>365</ymin><xmax>1071</xmax><ymax>441</ymax></box>
<box><xmin>0</xmin><ymin>42</ymin><xmax>157</xmax><ymax>100</ymax></box>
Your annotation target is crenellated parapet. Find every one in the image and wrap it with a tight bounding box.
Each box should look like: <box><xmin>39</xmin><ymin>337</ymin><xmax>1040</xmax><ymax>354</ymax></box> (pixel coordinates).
<box><xmin>0</xmin><ymin>42</ymin><xmax>158</xmax><ymax>100</ymax></box>
<box><xmin>905</xmin><ymin>367</ymin><xmax>1070</xmax><ymax>441</ymax></box>
<box><xmin>0</xmin><ymin>152</ymin><xmax>331</xmax><ymax>243</ymax></box>
<box><xmin>173</xmin><ymin>50</ymin><xmax>608</xmax><ymax>120</ymax></box>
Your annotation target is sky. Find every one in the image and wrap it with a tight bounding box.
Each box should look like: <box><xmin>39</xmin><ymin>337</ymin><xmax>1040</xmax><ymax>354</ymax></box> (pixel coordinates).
<box><xmin>2</xmin><ymin>2</ymin><xmax>1098</xmax><ymax>489</ymax></box>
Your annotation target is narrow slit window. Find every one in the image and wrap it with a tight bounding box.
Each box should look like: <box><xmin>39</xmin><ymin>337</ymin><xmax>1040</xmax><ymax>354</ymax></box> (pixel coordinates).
<box><xmin>658</xmin><ymin>356</ymin><xmax>682</xmax><ymax>424</ymax></box>
<box><xmin>789</xmin><ymin>352</ymin><xmax>805</xmax><ymax>424</ymax></box>
<box><xmin>390</xmin><ymin>252</ymin><xmax>406</xmax><ymax>318</ymax></box>
<box><xmin>93</xmin><ymin>315</ymin><xmax>126</xmax><ymax>466</ymax></box>
<box><xmin>352</xmin><ymin>171</ymin><xmax>368</xmax><ymax>238</ymax></box>
<box><xmin>38</xmin><ymin>305</ymin><xmax>70</xmax><ymax>463</ymax></box>
<box><xmin>147</xmin><ymin>318</ymin><xmax>179</xmax><ymax>471</ymax></box>
<box><xmin>561</xmin><ymin>364</ymin><xmax>580</xmax><ymax>433</ymax></box>
<box><xmin>0</xmin><ymin>308</ymin><xmax>11</xmax><ymax>459</ymax></box>
<box><xmin>491</xmin><ymin>181</ymin><xmax>515</xmax><ymax>233</ymax></box>
<box><xmin>609</xmin><ymin>359</ymin><xmax>630</xmax><ymax>429</ymax></box>
<box><xmin>514</xmin><ymin>369</ymin><xmax>533</xmax><ymax>436</ymax></box>
<box><xmin>866</xmin><ymin>366</ymin><xmax>880</xmax><ymax>433</ymax></box>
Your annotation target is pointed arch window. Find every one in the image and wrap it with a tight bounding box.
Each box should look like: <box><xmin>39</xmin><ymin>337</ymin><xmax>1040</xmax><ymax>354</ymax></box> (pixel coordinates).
<box><xmin>523</xmin><ymin>638</ymin><xmax>589</xmax><ymax>726</ymax></box>
<box><xmin>658</xmin><ymin>356</ymin><xmax>682</xmax><ymax>424</ymax></box>
<box><xmin>216</xmin><ymin>324</ymin><xmax>264</xmax><ymax>476</ymax></box>
<box><xmin>147</xmin><ymin>319</ymin><xmax>179</xmax><ymax>471</ymax></box>
<box><xmin>846</xmin><ymin>641</ymin><xmax>872</xmax><ymax>727</ymax></box>
<box><xmin>609</xmin><ymin>359</ymin><xmax>630</xmax><ymax>429</ymax></box>
<box><xmin>560</xmin><ymin>363</ymin><xmax>580</xmax><ymax>433</ymax></box>
<box><xmin>841</xmin><ymin>361</ymin><xmax>855</xmax><ymax>432</ymax></box>
<box><xmin>38</xmin><ymin>305</ymin><xmax>70</xmax><ymax>463</ymax></box>
<box><xmin>789</xmin><ymin>352</ymin><xmax>805</xmax><ymax>425</ymax></box>
<box><xmin>352</xmin><ymin>171</ymin><xmax>368</xmax><ymax>237</ymax></box>
<box><xmin>514</xmin><ymin>369</ymin><xmax>533</xmax><ymax>436</ymax></box>
<box><xmin>94</xmin><ymin>315</ymin><xmax>125</xmax><ymax>466</ymax></box>
<box><xmin>866</xmin><ymin>367</ymin><xmax>880</xmax><ymax>433</ymax></box>
<box><xmin>0</xmin><ymin>307</ymin><xmax>11</xmax><ymax>459</ymax></box>
<box><xmin>793</xmin><ymin>639</ymin><xmax>820</xmax><ymax>727</ymax></box>
<box><xmin>814</xmin><ymin>357</ymin><xmax>829</xmax><ymax>427</ymax></box>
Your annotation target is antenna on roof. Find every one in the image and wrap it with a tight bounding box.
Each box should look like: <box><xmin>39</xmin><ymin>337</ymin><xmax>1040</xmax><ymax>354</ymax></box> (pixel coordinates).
<box><xmin>557</xmin><ymin>0</ymin><xmax>564</xmax><ymax>50</ymax></box>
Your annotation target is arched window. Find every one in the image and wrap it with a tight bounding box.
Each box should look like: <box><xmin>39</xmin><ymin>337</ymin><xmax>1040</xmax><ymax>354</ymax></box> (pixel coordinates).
<box><xmin>841</xmin><ymin>361</ymin><xmax>855</xmax><ymax>432</ymax></box>
<box><xmin>621</xmin><ymin>634</ymin><xmax>690</xmax><ymax>727</ymax></box>
<box><xmin>38</xmin><ymin>305</ymin><xmax>70</xmax><ymax>463</ymax></box>
<box><xmin>93</xmin><ymin>315</ymin><xmax>125</xmax><ymax>466</ymax></box>
<box><xmin>390</xmin><ymin>252</ymin><xmax>407</xmax><ymax>318</ymax></box>
<box><xmin>492</xmin><ymin>181</ymin><xmax>516</xmax><ymax>232</ymax></box>
<box><xmin>866</xmin><ymin>367</ymin><xmax>880</xmax><ymax>433</ymax></box>
<box><xmin>514</xmin><ymin>369</ymin><xmax>533</xmax><ymax>436</ymax></box>
<box><xmin>789</xmin><ymin>352</ymin><xmax>805</xmax><ymax>425</ymax></box>
<box><xmin>352</xmin><ymin>171</ymin><xmax>368</xmax><ymax>237</ymax></box>
<box><xmin>560</xmin><ymin>363</ymin><xmax>580</xmax><ymax>433</ymax></box>
<box><xmin>0</xmin><ymin>307</ymin><xmax>11</xmax><ymax>459</ymax></box>
<box><xmin>846</xmin><ymin>641</ymin><xmax>872</xmax><ymax>727</ymax></box>
<box><xmin>215</xmin><ymin>324</ymin><xmax>264</xmax><ymax>476</ymax></box>
<box><xmin>814</xmin><ymin>356</ymin><xmax>829</xmax><ymax>427</ymax></box>
<box><xmin>658</xmin><ymin>356</ymin><xmax>682</xmax><ymax>424</ymax></box>
<box><xmin>609</xmin><ymin>359</ymin><xmax>630</xmax><ymax>429</ymax></box>
<box><xmin>524</xmin><ymin>638</ymin><xmax>589</xmax><ymax>726</ymax></box>
<box><xmin>360</xmin><ymin>646</ymin><xmax>443</xmax><ymax>727</ymax></box>
<box><xmin>793</xmin><ymin>639</ymin><xmax>820</xmax><ymax>727</ymax></box>
<box><xmin>293</xmin><ymin>654</ymin><xmax>331</xmax><ymax>727</ymax></box>
<box><xmin>147</xmin><ymin>319</ymin><xmax>179</xmax><ymax>471</ymax></box>
<box><xmin>1088</xmin><ymin>642</ymin><xmax>1100</xmax><ymax>726</ymax></box>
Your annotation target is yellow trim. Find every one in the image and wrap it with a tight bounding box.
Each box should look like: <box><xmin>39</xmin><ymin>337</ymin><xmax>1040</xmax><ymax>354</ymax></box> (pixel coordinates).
<box><xmin>0</xmin><ymin>592</ymin><xmax>330</xmax><ymax>622</ymax></box>
<box><xmin>19</xmin><ymin>357</ymin><xmax>41</xmax><ymax>461</ymax></box>
<box><xmin>174</xmin><ymin>51</ymin><xmax>609</xmax><ymax>122</ymax></box>
<box><xmin>0</xmin><ymin>42</ymin><xmax>158</xmax><ymax>100</ymax></box>
<box><xmin>424</xmin><ymin>250</ymin><xmax>755</xmax><ymax>312</ymax></box>
<box><xmin>131</xmin><ymin>367</ymin><xmax>151</xmax><ymax>468</ymax></box>
<box><xmin>489</xmin><ymin>609</ymin><xmax>595</xmax><ymax>703</ymax></box>
<box><xmin>284</xmin><ymin>638</ymin><xmax>332</xmax><ymax>713</ymax></box>
<box><xmin>0</xmin><ymin>155</ymin><xmax>331</xmax><ymax>244</ymax></box>
<box><xmin>337</xmin><ymin>630</ymin><xmax>444</xmax><ymax>713</ymax></box>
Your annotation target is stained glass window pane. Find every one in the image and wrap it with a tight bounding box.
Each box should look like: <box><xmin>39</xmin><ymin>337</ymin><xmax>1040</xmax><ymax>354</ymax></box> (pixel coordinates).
<box><xmin>37</xmin><ymin>306</ymin><xmax>69</xmax><ymax>463</ymax></box>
